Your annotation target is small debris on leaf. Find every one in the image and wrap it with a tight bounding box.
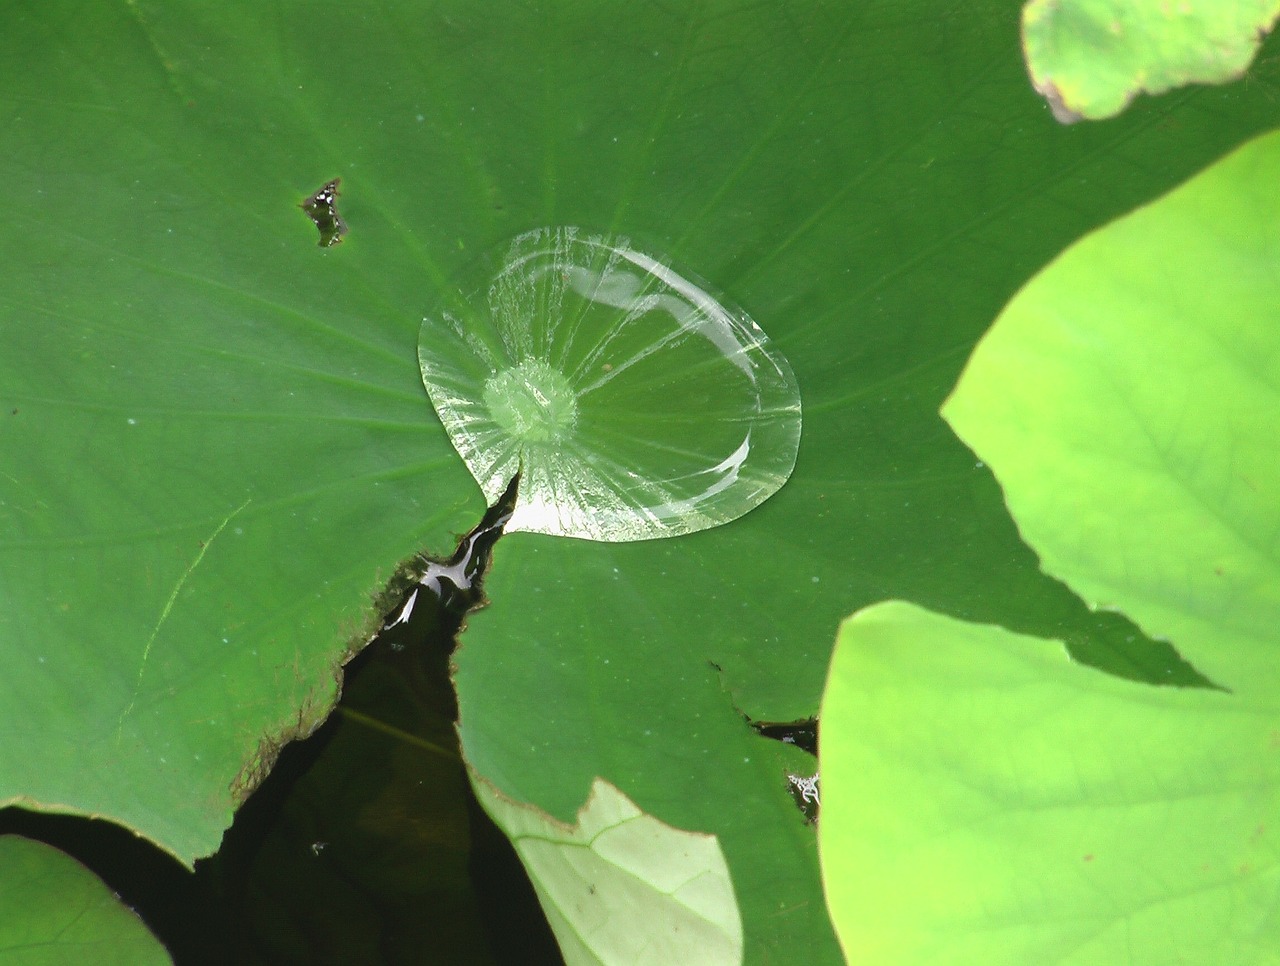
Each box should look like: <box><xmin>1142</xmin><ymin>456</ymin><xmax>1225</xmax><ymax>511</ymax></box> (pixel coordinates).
<box><xmin>786</xmin><ymin>771</ymin><xmax>820</xmax><ymax>825</ymax></box>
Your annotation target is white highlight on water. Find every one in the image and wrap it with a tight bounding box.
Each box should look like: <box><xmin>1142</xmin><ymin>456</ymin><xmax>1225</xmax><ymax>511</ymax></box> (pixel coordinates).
<box><xmin>418</xmin><ymin>227</ymin><xmax>802</xmax><ymax>542</ymax></box>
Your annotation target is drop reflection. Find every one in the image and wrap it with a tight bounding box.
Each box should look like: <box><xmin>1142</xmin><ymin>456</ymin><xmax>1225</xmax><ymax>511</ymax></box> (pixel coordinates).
<box><xmin>418</xmin><ymin>227</ymin><xmax>802</xmax><ymax>542</ymax></box>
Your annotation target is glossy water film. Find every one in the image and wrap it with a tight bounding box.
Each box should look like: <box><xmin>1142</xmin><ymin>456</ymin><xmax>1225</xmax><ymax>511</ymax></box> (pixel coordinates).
<box><xmin>418</xmin><ymin>227</ymin><xmax>802</xmax><ymax>541</ymax></box>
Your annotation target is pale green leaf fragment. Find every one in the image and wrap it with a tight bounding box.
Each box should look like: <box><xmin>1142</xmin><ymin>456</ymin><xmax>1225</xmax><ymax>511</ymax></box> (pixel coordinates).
<box><xmin>1022</xmin><ymin>0</ymin><xmax>1280</xmax><ymax>121</ymax></box>
<box><xmin>0</xmin><ymin>836</ymin><xmax>172</xmax><ymax>966</ymax></box>
<box><xmin>471</xmin><ymin>774</ymin><xmax>743</xmax><ymax>966</ymax></box>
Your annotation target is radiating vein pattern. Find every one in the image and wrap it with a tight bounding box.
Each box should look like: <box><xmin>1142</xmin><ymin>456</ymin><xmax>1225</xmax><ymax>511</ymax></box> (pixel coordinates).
<box><xmin>418</xmin><ymin>227</ymin><xmax>801</xmax><ymax>541</ymax></box>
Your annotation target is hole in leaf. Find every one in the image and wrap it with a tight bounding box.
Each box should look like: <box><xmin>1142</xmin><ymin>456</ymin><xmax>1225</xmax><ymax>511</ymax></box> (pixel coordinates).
<box><xmin>747</xmin><ymin>715</ymin><xmax>820</xmax><ymax>825</ymax></box>
<box><xmin>300</xmin><ymin>178</ymin><xmax>348</xmax><ymax>248</ymax></box>
<box><xmin>747</xmin><ymin>717</ymin><xmax>818</xmax><ymax>757</ymax></box>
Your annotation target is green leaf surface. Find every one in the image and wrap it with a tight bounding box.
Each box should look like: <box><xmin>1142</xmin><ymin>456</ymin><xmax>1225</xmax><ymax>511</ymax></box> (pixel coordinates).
<box><xmin>943</xmin><ymin>127</ymin><xmax>1280</xmax><ymax>693</ymax></box>
<box><xmin>1022</xmin><ymin>0</ymin><xmax>1280</xmax><ymax>121</ymax></box>
<box><xmin>4</xmin><ymin>0</ymin><xmax>1280</xmax><ymax>959</ymax></box>
<box><xmin>453</xmin><ymin>6</ymin><xmax>1280</xmax><ymax>962</ymax></box>
<box><xmin>473</xmin><ymin>775</ymin><xmax>742</xmax><ymax>966</ymax></box>
<box><xmin>1</xmin><ymin>2</ymin><xmax>482</xmax><ymax>861</ymax></box>
<box><xmin>818</xmin><ymin>602</ymin><xmax>1280</xmax><ymax>965</ymax></box>
<box><xmin>0</xmin><ymin>835</ymin><xmax>170</xmax><ymax>965</ymax></box>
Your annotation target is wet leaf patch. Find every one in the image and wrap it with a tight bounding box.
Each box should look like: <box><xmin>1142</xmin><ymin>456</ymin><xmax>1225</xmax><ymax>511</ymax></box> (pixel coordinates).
<box><xmin>418</xmin><ymin>227</ymin><xmax>802</xmax><ymax>541</ymax></box>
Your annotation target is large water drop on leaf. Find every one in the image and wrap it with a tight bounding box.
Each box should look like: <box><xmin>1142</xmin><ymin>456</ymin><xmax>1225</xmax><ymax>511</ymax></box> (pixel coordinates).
<box><xmin>418</xmin><ymin>227</ymin><xmax>802</xmax><ymax>541</ymax></box>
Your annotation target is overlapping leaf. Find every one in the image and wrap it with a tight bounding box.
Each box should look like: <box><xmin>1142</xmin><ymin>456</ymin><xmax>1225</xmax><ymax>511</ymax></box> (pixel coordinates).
<box><xmin>820</xmin><ymin>128</ymin><xmax>1280</xmax><ymax>962</ymax></box>
<box><xmin>0</xmin><ymin>836</ymin><xmax>170</xmax><ymax>965</ymax></box>
<box><xmin>473</xmin><ymin>776</ymin><xmax>742</xmax><ymax>965</ymax></box>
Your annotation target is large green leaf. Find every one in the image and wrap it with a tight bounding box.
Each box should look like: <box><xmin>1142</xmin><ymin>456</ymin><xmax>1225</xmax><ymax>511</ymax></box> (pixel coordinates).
<box><xmin>453</xmin><ymin>7</ymin><xmax>1280</xmax><ymax>963</ymax></box>
<box><xmin>1</xmin><ymin>2</ymin><xmax>480</xmax><ymax>861</ymax></box>
<box><xmin>4</xmin><ymin>0</ymin><xmax>1280</xmax><ymax>960</ymax></box>
<box><xmin>0</xmin><ymin>836</ymin><xmax>170</xmax><ymax>965</ymax></box>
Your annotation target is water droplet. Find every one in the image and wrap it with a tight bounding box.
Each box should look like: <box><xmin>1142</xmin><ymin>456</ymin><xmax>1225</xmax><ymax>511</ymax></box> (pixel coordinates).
<box><xmin>418</xmin><ymin>227</ymin><xmax>802</xmax><ymax>541</ymax></box>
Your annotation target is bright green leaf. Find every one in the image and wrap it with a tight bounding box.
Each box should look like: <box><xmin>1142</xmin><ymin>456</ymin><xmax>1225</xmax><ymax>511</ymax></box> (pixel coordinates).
<box><xmin>819</xmin><ymin>602</ymin><xmax>1280</xmax><ymax>965</ymax></box>
<box><xmin>0</xmin><ymin>836</ymin><xmax>171</xmax><ymax>966</ymax></box>
<box><xmin>472</xmin><ymin>775</ymin><xmax>742</xmax><ymax>966</ymax></box>
<box><xmin>1022</xmin><ymin>0</ymin><xmax>1280</xmax><ymax>121</ymax></box>
<box><xmin>943</xmin><ymin>127</ymin><xmax>1280</xmax><ymax>694</ymax></box>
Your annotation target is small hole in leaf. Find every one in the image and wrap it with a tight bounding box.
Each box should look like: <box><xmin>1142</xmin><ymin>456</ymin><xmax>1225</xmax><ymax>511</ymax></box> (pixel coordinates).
<box><xmin>300</xmin><ymin>178</ymin><xmax>348</xmax><ymax>248</ymax></box>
